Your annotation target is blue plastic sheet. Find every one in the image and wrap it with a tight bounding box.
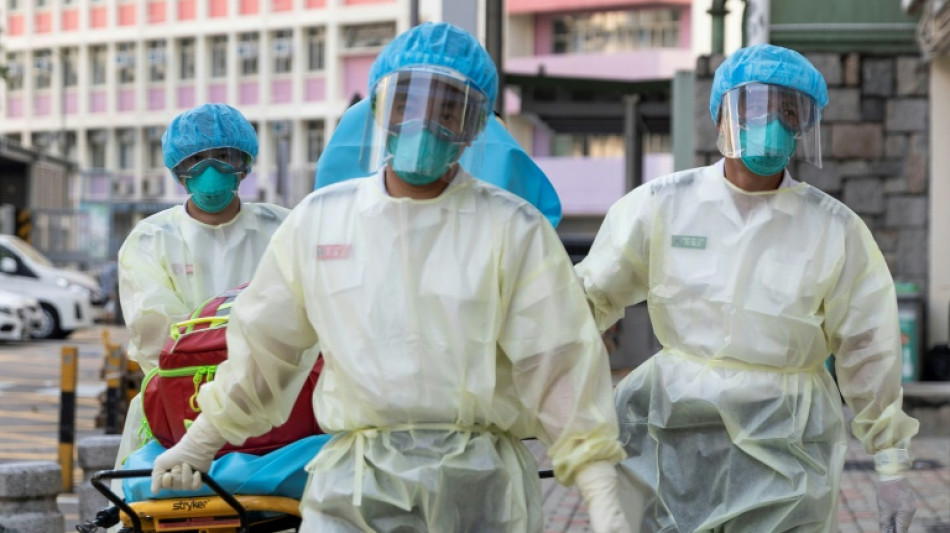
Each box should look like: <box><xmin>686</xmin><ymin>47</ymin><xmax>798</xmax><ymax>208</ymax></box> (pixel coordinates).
<box><xmin>123</xmin><ymin>434</ymin><xmax>331</xmax><ymax>502</ymax></box>
<box><xmin>315</xmin><ymin>98</ymin><xmax>562</xmax><ymax>228</ymax></box>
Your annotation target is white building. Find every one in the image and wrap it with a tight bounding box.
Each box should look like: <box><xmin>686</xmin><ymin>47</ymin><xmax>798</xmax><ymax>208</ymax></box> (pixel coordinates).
<box><xmin>1</xmin><ymin>0</ymin><xmax>410</xmax><ymax>249</ymax></box>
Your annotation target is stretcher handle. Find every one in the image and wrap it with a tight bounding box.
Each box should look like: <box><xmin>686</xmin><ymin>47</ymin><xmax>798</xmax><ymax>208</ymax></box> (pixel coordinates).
<box><xmin>90</xmin><ymin>468</ymin><xmax>250</xmax><ymax>533</ymax></box>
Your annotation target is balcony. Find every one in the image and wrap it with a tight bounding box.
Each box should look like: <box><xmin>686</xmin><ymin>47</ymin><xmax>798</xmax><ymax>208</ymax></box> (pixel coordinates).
<box><xmin>507</xmin><ymin>48</ymin><xmax>694</xmax><ymax>84</ymax></box>
<box><xmin>538</xmin><ymin>153</ymin><xmax>672</xmax><ymax>216</ymax></box>
<box><xmin>508</xmin><ymin>0</ymin><xmax>690</xmax><ymax>14</ymax></box>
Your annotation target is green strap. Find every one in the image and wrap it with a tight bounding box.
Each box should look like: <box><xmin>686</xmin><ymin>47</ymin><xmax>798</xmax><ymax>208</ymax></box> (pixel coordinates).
<box><xmin>169</xmin><ymin>316</ymin><xmax>229</xmax><ymax>340</ymax></box>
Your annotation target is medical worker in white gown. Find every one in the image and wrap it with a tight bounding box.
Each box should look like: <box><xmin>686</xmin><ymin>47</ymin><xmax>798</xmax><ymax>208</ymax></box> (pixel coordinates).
<box><xmin>112</xmin><ymin>103</ymin><xmax>288</xmax><ymax>492</ymax></box>
<box><xmin>576</xmin><ymin>44</ymin><xmax>920</xmax><ymax>533</ymax></box>
<box><xmin>147</xmin><ymin>22</ymin><xmax>631</xmax><ymax>533</ymax></box>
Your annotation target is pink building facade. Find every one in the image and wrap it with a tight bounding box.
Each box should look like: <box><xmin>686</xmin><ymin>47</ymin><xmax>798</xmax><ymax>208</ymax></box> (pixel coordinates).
<box><xmin>505</xmin><ymin>0</ymin><xmax>691</xmax><ymax>217</ymax></box>
<box><xmin>1</xmin><ymin>0</ymin><xmax>401</xmax><ymax>213</ymax></box>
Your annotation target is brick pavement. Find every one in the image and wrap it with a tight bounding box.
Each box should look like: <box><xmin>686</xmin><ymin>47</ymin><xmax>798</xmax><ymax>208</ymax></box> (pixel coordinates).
<box><xmin>530</xmin><ymin>435</ymin><xmax>950</xmax><ymax>533</ymax></box>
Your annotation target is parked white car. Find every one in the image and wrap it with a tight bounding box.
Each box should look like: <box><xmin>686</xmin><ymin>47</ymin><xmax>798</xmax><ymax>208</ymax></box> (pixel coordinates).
<box><xmin>0</xmin><ymin>290</ymin><xmax>43</xmax><ymax>338</ymax></box>
<box><xmin>0</xmin><ymin>290</ymin><xmax>29</xmax><ymax>342</ymax></box>
<box><xmin>0</xmin><ymin>235</ymin><xmax>105</xmax><ymax>339</ymax></box>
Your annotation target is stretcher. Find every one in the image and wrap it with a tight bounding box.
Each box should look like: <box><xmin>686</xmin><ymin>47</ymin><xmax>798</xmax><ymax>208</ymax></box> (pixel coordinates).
<box><xmin>76</xmin><ymin>439</ymin><xmax>555</xmax><ymax>533</ymax></box>
<box><xmin>86</xmin><ymin>468</ymin><xmax>302</xmax><ymax>533</ymax></box>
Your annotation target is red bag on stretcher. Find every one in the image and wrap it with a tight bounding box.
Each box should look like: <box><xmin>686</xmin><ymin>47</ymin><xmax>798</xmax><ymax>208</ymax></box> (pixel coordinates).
<box><xmin>142</xmin><ymin>283</ymin><xmax>323</xmax><ymax>457</ymax></box>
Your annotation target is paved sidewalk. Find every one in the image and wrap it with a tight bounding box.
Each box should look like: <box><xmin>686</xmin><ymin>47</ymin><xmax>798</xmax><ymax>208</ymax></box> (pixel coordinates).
<box><xmin>530</xmin><ymin>435</ymin><xmax>950</xmax><ymax>533</ymax></box>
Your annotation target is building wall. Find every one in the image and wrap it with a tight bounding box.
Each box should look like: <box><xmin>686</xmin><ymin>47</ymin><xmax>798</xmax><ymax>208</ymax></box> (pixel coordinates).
<box><xmin>506</xmin><ymin>0</ymin><xmax>691</xmax><ymax>219</ymax></box>
<box><xmin>694</xmin><ymin>51</ymin><xmax>932</xmax><ymax>333</ymax></box>
<box><xmin>1</xmin><ymin>0</ymin><xmax>407</xmax><ymax>210</ymax></box>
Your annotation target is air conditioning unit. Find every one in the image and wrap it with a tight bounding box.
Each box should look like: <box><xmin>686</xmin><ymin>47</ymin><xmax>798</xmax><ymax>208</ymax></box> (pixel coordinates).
<box><xmin>272</xmin><ymin>120</ymin><xmax>290</xmax><ymax>136</ymax></box>
<box><xmin>89</xmin><ymin>130</ymin><xmax>108</xmax><ymax>144</ymax></box>
<box><xmin>142</xmin><ymin>174</ymin><xmax>165</xmax><ymax>197</ymax></box>
<box><xmin>147</xmin><ymin>49</ymin><xmax>166</xmax><ymax>65</ymax></box>
<box><xmin>113</xmin><ymin>180</ymin><xmax>133</xmax><ymax>197</ymax></box>
<box><xmin>116</xmin><ymin>51</ymin><xmax>136</xmax><ymax>68</ymax></box>
<box><xmin>273</xmin><ymin>39</ymin><xmax>293</xmax><ymax>58</ymax></box>
<box><xmin>33</xmin><ymin>57</ymin><xmax>52</xmax><ymax>71</ymax></box>
<box><xmin>237</xmin><ymin>42</ymin><xmax>258</xmax><ymax>59</ymax></box>
<box><xmin>145</xmin><ymin>126</ymin><xmax>163</xmax><ymax>140</ymax></box>
<box><xmin>33</xmin><ymin>133</ymin><xmax>52</xmax><ymax>148</ymax></box>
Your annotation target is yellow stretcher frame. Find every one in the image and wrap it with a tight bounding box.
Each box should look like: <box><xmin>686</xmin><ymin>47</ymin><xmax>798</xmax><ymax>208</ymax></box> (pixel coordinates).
<box><xmin>118</xmin><ymin>495</ymin><xmax>301</xmax><ymax>532</ymax></box>
<box><xmin>91</xmin><ymin>469</ymin><xmax>302</xmax><ymax>533</ymax></box>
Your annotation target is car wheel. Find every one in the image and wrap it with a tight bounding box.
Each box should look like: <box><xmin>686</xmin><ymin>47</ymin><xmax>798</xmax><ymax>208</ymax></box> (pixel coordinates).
<box><xmin>31</xmin><ymin>304</ymin><xmax>63</xmax><ymax>340</ymax></box>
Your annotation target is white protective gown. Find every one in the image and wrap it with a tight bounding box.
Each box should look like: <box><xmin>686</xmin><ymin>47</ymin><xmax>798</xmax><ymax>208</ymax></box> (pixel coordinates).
<box><xmin>196</xmin><ymin>169</ymin><xmax>624</xmax><ymax>533</ymax></box>
<box><xmin>113</xmin><ymin>202</ymin><xmax>289</xmax><ymax>482</ymax></box>
<box><xmin>575</xmin><ymin>162</ymin><xmax>919</xmax><ymax>532</ymax></box>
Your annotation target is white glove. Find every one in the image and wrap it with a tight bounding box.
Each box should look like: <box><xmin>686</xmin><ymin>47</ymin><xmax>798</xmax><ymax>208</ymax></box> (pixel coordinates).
<box><xmin>877</xmin><ymin>475</ymin><xmax>916</xmax><ymax>533</ymax></box>
<box><xmin>150</xmin><ymin>415</ymin><xmax>227</xmax><ymax>494</ymax></box>
<box><xmin>575</xmin><ymin>461</ymin><xmax>634</xmax><ymax>533</ymax></box>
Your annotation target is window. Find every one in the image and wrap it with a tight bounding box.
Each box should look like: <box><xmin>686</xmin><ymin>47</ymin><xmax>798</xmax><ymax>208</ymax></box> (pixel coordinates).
<box><xmin>272</xmin><ymin>29</ymin><xmax>292</xmax><ymax>74</ymax></box>
<box><xmin>63</xmin><ymin>0</ymin><xmax>76</xmax><ymax>4</ymax></box>
<box><xmin>117</xmin><ymin>42</ymin><xmax>136</xmax><ymax>84</ymax></box>
<box><xmin>341</xmin><ymin>22</ymin><xmax>396</xmax><ymax>49</ymax></box>
<box><xmin>551</xmin><ymin>133</ymin><xmax>624</xmax><ymax>158</ymax></box>
<box><xmin>306</xmin><ymin>120</ymin><xmax>324</xmax><ymax>163</ymax></box>
<box><xmin>63</xmin><ymin>131</ymin><xmax>77</xmax><ymax>160</ymax></box>
<box><xmin>90</xmin><ymin>45</ymin><xmax>107</xmax><ymax>86</ymax></box>
<box><xmin>36</xmin><ymin>0</ymin><xmax>47</xmax><ymax>7</ymax></box>
<box><xmin>306</xmin><ymin>27</ymin><xmax>325</xmax><ymax>72</ymax></box>
<box><xmin>88</xmin><ymin>130</ymin><xmax>107</xmax><ymax>168</ymax></box>
<box><xmin>33</xmin><ymin>50</ymin><xmax>52</xmax><ymax>90</ymax></box>
<box><xmin>5</xmin><ymin>53</ymin><xmax>23</xmax><ymax>91</ymax></box>
<box><xmin>117</xmin><ymin>129</ymin><xmax>135</xmax><ymax>169</ymax></box>
<box><xmin>210</xmin><ymin>35</ymin><xmax>228</xmax><ymax>78</ymax></box>
<box><xmin>8</xmin><ymin>0</ymin><xmax>20</xmax><ymax>10</ymax></box>
<box><xmin>147</xmin><ymin>134</ymin><xmax>164</xmax><ymax>168</ymax></box>
<box><xmin>551</xmin><ymin>8</ymin><xmax>680</xmax><ymax>54</ymax></box>
<box><xmin>147</xmin><ymin>41</ymin><xmax>166</xmax><ymax>82</ymax></box>
<box><xmin>62</xmin><ymin>48</ymin><xmax>78</xmax><ymax>87</ymax></box>
<box><xmin>644</xmin><ymin>133</ymin><xmax>672</xmax><ymax>154</ymax></box>
<box><xmin>179</xmin><ymin>38</ymin><xmax>195</xmax><ymax>81</ymax></box>
<box><xmin>270</xmin><ymin>121</ymin><xmax>291</xmax><ymax>169</ymax></box>
<box><xmin>238</xmin><ymin>33</ymin><xmax>259</xmax><ymax>76</ymax></box>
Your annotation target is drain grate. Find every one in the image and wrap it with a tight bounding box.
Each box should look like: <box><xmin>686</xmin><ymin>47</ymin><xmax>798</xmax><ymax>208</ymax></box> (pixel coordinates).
<box><xmin>843</xmin><ymin>459</ymin><xmax>943</xmax><ymax>471</ymax></box>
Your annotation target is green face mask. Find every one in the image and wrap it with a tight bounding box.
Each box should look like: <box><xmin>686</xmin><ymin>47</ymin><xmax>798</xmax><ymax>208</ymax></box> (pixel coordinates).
<box><xmin>739</xmin><ymin>120</ymin><xmax>798</xmax><ymax>177</ymax></box>
<box><xmin>386</xmin><ymin>128</ymin><xmax>461</xmax><ymax>186</ymax></box>
<box><xmin>185</xmin><ymin>166</ymin><xmax>239</xmax><ymax>213</ymax></box>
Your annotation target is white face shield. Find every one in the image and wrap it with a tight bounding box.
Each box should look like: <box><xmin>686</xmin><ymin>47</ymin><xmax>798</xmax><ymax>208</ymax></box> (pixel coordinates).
<box><xmin>717</xmin><ymin>83</ymin><xmax>823</xmax><ymax>175</ymax></box>
<box><xmin>360</xmin><ymin>66</ymin><xmax>491</xmax><ymax>185</ymax></box>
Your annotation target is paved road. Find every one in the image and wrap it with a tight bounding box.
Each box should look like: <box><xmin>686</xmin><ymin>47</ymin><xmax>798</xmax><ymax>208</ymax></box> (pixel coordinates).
<box><xmin>1</xmin><ymin>325</ymin><xmax>947</xmax><ymax>532</ymax></box>
<box><xmin>0</xmin><ymin>324</ymin><xmax>120</xmax><ymax>531</ymax></box>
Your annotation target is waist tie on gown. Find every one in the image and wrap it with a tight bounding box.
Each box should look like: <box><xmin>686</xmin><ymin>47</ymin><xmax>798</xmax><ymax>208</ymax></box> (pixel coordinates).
<box><xmin>335</xmin><ymin>423</ymin><xmax>507</xmax><ymax>506</ymax></box>
<box><xmin>665</xmin><ymin>348</ymin><xmax>827</xmax><ymax>374</ymax></box>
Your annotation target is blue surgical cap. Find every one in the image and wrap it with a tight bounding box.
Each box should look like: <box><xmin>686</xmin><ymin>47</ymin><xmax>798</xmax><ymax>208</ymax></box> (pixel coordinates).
<box><xmin>162</xmin><ymin>103</ymin><xmax>259</xmax><ymax>170</ymax></box>
<box><xmin>315</xmin><ymin>99</ymin><xmax>562</xmax><ymax>227</ymax></box>
<box><xmin>709</xmin><ymin>44</ymin><xmax>829</xmax><ymax>124</ymax></box>
<box><xmin>367</xmin><ymin>22</ymin><xmax>498</xmax><ymax>108</ymax></box>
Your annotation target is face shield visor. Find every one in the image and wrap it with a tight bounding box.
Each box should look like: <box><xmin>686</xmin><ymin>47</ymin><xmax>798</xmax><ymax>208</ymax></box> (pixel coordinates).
<box><xmin>361</xmin><ymin>66</ymin><xmax>491</xmax><ymax>185</ymax></box>
<box><xmin>717</xmin><ymin>83</ymin><xmax>822</xmax><ymax>176</ymax></box>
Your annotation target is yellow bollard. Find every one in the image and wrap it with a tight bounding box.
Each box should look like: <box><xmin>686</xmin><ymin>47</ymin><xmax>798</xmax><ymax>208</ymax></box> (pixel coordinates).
<box><xmin>104</xmin><ymin>344</ymin><xmax>123</xmax><ymax>434</ymax></box>
<box><xmin>59</xmin><ymin>345</ymin><xmax>78</xmax><ymax>492</ymax></box>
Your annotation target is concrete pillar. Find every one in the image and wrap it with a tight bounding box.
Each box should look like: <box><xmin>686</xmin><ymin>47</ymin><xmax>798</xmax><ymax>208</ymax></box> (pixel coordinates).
<box><xmin>929</xmin><ymin>56</ymin><xmax>950</xmax><ymax>348</ymax></box>
<box><xmin>0</xmin><ymin>462</ymin><xmax>64</xmax><ymax>533</ymax></box>
<box><xmin>76</xmin><ymin>436</ymin><xmax>121</xmax><ymax>525</ymax></box>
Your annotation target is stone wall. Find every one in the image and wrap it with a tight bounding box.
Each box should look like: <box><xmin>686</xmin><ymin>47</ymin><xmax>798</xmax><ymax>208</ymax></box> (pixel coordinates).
<box><xmin>693</xmin><ymin>52</ymin><xmax>931</xmax><ymax>289</ymax></box>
